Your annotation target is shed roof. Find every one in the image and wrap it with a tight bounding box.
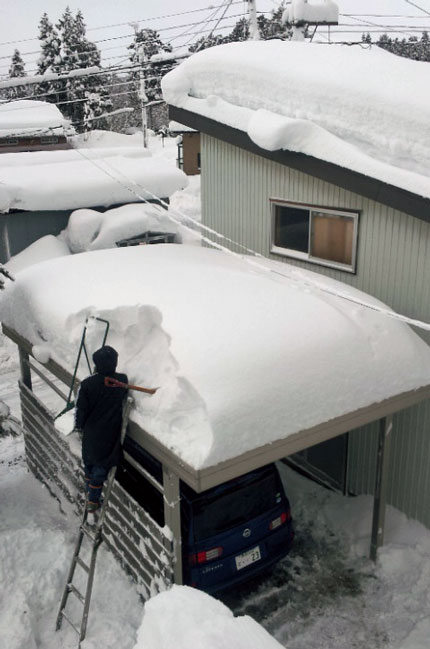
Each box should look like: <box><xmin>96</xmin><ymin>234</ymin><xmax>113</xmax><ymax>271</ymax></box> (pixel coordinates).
<box><xmin>0</xmin><ymin>147</ymin><xmax>187</xmax><ymax>213</ymax></box>
<box><xmin>0</xmin><ymin>100</ymin><xmax>71</xmax><ymax>137</ymax></box>
<box><xmin>2</xmin><ymin>244</ymin><xmax>430</xmax><ymax>489</ymax></box>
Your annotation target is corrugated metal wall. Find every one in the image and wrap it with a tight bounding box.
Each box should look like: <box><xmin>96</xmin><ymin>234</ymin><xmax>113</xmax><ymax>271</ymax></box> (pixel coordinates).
<box><xmin>201</xmin><ymin>135</ymin><xmax>430</xmax><ymax>527</ymax></box>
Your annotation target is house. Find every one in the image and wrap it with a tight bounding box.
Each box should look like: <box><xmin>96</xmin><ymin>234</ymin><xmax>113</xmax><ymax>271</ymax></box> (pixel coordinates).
<box><xmin>169</xmin><ymin>121</ymin><xmax>200</xmax><ymax>176</ymax></box>
<box><xmin>163</xmin><ymin>40</ymin><xmax>430</xmax><ymax>529</ymax></box>
<box><xmin>0</xmin><ymin>100</ymin><xmax>73</xmax><ymax>153</ymax></box>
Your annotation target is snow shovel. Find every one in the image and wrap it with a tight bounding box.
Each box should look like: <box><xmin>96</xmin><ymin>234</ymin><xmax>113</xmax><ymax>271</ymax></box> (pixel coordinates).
<box><xmin>104</xmin><ymin>376</ymin><xmax>158</xmax><ymax>395</ymax></box>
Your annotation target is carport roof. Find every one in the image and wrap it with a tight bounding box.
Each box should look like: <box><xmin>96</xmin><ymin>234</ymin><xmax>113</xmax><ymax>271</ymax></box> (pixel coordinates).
<box><xmin>2</xmin><ymin>245</ymin><xmax>430</xmax><ymax>492</ymax></box>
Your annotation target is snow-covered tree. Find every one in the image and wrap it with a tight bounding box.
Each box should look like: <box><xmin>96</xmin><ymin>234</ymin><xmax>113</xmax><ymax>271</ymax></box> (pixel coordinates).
<box><xmin>125</xmin><ymin>28</ymin><xmax>174</xmax><ymax>130</ymax></box>
<box><xmin>6</xmin><ymin>49</ymin><xmax>27</xmax><ymax>99</ymax></box>
<box><xmin>37</xmin><ymin>13</ymin><xmax>61</xmax><ymax>74</ymax></box>
<box><xmin>189</xmin><ymin>5</ymin><xmax>290</xmax><ymax>52</ymax></box>
<box><xmin>53</xmin><ymin>7</ymin><xmax>111</xmax><ymax>131</ymax></box>
<box><xmin>363</xmin><ymin>31</ymin><xmax>430</xmax><ymax>62</ymax></box>
<box><xmin>9</xmin><ymin>49</ymin><xmax>25</xmax><ymax>78</ymax></box>
<box><xmin>36</xmin><ymin>13</ymin><xmax>62</xmax><ymax>105</ymax></box>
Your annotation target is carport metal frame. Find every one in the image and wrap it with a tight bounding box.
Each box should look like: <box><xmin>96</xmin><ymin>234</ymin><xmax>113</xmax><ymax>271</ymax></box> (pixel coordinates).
<box><xmin>4</xmin><ymin>322</ymin><xmax>430</xmax><ymax>563</ymax></box>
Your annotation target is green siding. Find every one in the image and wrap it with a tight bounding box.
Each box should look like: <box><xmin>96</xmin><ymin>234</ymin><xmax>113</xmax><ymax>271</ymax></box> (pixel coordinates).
<box><xmin>201</xmin><ymin>134</ymin><xmax>430</xmax><ymax>528</ymax></box>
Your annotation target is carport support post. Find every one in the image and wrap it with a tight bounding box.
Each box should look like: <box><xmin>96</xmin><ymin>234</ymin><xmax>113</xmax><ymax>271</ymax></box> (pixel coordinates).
<box><xmin>18</xmin><ymin>347</ymin><xmax>32</xmax><ymax>390</ymax></box>
<box><xmin>163</xmin><ymin>467</ymin><xmax>183</xmax><ymax>585</ymax></box>
<box><xmin>370</xmin><ymin>415</ymin><xmax>393</xmax><ymax>561</ymax></box>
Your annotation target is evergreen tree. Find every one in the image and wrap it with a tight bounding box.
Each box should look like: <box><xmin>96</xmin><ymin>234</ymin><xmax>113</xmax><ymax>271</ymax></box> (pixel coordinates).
<box><xmin>37</xmin><ymin>13</ymin><xmax>61</xmax><ymax>74</ymax></box>
<box><xmin>126</xmin><ymin>28</ymin><xmax>174</xmax><ymax>130</ymax></box>
<box><xmin>365</xmin><ymin>31</ymin><xmax>430</xmax><ymax>62</ymax></box>
<box><xmin>53</xmin><ymin>7</ymin><xmax>111</xmax><ymax>131</ymax></box>
<box><xmin>189</xmin><ymin>5</ymin><xmax>291</xmax><ymax>52</ymax></box>
<box><xmin>7</xmin><ymin>49</ymin><xmax>27</xmax><ymax>99</ymax></box>
<box><xmin>36</xmin><ymin>13</ymin><xmax>62</xmax><ymax>105</ymax></box>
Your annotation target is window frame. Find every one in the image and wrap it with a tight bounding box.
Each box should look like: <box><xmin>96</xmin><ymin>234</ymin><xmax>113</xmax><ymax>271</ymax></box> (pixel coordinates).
<box><xmin>270</xmin><ymin>199</ymin><xmax>360</xmax><ymax>274</ymax></box>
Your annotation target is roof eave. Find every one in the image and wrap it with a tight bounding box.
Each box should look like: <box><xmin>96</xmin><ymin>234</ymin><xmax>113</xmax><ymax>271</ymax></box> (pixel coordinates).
<box><xmin>168</xmin><ymin>104</ymin><xmax>430</xmax><ymax>224</ymax></box>
<box><xmin>4</xmin><ymin>322</ymin><xmax>430</xmax><ymax>493</ymax></box>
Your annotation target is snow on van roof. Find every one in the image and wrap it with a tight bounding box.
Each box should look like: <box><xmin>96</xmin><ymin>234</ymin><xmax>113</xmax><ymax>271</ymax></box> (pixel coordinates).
<box><xmin>0</xmin><ymin>99</ymin><xmax>71</xmax><ymax>137</ymax></box>
<box><xmin>0</xmin><ymin>147</ymin><xmax>187</xmax><ymax>212</ymax></box>
<box><xmin>2</xmin><ymin>244</ymin><xmax>430</xmax><ymax>470</ymax></box>
<box><xmin>162</xmin><ymin>40</ymin><xmax>430</xmax><ymax>200</ymax></box>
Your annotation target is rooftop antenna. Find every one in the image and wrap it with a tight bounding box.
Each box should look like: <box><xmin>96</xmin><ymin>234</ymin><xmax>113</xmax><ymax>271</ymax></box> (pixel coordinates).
<box><xmin>282</xmin><ymin>0</ymin><xmax>339</xmax><ymax>42</ymax></box>
<box><xmin>248</xmin><ymin>0</ymin><xmax>260</xmax><ymax>41</ymax></box>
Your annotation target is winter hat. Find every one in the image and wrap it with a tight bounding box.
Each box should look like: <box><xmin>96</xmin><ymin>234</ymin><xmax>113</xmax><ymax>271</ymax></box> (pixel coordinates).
<box><xmin>92</xmin><ymin>345</ymin><xmax>118</xmax><ymax>375</ymax></box>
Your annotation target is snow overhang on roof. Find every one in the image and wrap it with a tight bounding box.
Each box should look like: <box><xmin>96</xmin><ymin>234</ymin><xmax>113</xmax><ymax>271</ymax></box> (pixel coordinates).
<box><xmin>0</xmin><ymin>148</ymin><xmax>187</xmax><ymax>213</ymax></box>
<box><xmin>2</xmin><ymin>245</ymin><xmax>430</xmax><ymax>490</ymax></box>
<box><xmin>163</xmin><ymin>41</ymin><xmax>430</xmax><ymax>222</ymax></box>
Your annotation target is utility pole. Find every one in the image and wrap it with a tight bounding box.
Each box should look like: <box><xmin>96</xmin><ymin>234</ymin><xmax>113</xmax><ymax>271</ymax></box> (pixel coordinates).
<box><xmin>130</xmin><ymin>22</ymin><xmax>148</xmax><ymax>148</ymax></box>
<box><xmin>247</xmin><ymin>0</ymin><xmax>260</xmax><ymax>41</ymax></box>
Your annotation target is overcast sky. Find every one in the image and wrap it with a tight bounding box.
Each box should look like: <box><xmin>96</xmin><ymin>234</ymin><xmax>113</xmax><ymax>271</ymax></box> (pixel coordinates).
<box><xmin>1</xmin><ymin>0</ymin><xmax>429</xmax><ymax>77</ymax></box>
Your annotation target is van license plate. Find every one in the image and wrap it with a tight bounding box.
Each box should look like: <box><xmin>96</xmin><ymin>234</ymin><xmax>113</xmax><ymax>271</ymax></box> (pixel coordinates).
<box><xmin>235</xmin><ymin>546</ymin><xmax>261</xmax><ymax>571</ymax></box>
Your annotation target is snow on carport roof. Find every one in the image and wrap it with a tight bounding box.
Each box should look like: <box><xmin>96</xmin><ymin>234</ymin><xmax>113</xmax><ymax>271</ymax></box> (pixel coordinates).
<box><xmin>2</xmin><ymin>244</ymin><xmax>430</xmax><ymax>484</ymax></box>
<box><xmin>162</xmin><ymin>40</ymin><xmax>430</xmax><ymax>201</ymax></box>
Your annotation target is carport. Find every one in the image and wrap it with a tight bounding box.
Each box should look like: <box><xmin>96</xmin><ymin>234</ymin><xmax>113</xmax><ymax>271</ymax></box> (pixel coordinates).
<box><xmin>2</xmin><ymin>244</ymin><xmax>430</xmax><ymax>591</ymax></box>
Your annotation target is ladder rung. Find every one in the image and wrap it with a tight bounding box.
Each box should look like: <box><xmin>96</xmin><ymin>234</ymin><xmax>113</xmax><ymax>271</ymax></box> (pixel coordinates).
<box><xmin>68</xmin><ymin>583</ymin><xmax>85</xmax><ymax>604</ymax></box>
<box><xmin>60</xmin><ymin>610</ymin><xmax>81</xmax><ymax>636</ymax></box>
<box><xmin>76</xmin><ymin>556</ymin><xmax>90</xmax><ymax>573</ymax></box>
<box><xmin>81</xmin><ymin>525</ymin><xmax>99</xmax><ymax>543</ymax></box>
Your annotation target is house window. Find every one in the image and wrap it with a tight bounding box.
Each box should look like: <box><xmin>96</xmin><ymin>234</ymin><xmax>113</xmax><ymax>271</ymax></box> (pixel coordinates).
<box><xmin>40</xmin><ymin>136</ymin><xmax>59</xmax><ymax>145</ymax></box>
<box><xmin>271</xmin><ymin>200</ymin><xmax>359</xmax><ymax>272</ymax></box>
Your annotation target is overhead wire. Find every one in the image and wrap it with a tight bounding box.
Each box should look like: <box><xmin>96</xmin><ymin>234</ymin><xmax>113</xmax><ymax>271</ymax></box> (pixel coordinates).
<box><xmin>0</xmin><ymin>2</ymin><xmax>245</xmax><ymax>47</ymax></box>
<box><xmin>404</xmin><ymin>0</ymin><xmax>430</xmax><ymax>17</ymax></box>
<box><xmin>66</xmin><ymin>145</ymin><xmax>430</xmax><ymax>333</ymax></box>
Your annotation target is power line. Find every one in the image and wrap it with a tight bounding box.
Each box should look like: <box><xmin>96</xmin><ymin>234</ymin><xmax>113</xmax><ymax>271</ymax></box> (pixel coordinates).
<box><xmin>404</xmin><ymin>0</ymin><xmax>430</xmax><ymax>18</ymax></box>
<box><xmin>69</xmin><ymin>146</ymin><xmax>430</xmax><ymax>333</ymax></box>
<box><xmin>0</xmin><ymin>2</ymin><xmax>245</xmax><ymax>48</ymax></box>
<box><xmin>0</xmin><ymin>13</ymin><xmax>245</xmax><ymax>74</ymax></box>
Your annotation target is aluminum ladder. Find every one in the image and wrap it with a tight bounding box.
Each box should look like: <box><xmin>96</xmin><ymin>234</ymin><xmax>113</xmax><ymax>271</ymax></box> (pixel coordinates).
<box><xmin>55</xmin><ymin>397</ymin><xmax>132</xmax><ymax>646</ymax></box>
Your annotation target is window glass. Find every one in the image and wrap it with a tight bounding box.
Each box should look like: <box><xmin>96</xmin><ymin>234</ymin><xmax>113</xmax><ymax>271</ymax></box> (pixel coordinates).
<box><xmin>310</xmin><ymin>211</ymin><xmax>354</xmax><ymax>265</ymax></box>
<box><xmin>274</xmin><ymin>205</ymin><xmax>309</xmax><ymax>253</ymax></box>
<box><xmin>192</xmin><ymin>472</ymin><xmax>279</xmax><ymax>540</ymax></box>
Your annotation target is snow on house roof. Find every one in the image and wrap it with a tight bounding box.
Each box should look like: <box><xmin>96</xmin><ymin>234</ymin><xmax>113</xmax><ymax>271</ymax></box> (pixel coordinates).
<box><xmin>1</xmin><ymin>244</ymin><xmax>430</xmax><ymax>470</ymax></box>
<box><xmin>162</xmin><ymin>41</ymin><xmax>430</xmax><ymax>200</ymax></box>
<box><xmin>0</xmin><ymin>99</ymin><xmax>72</xmax><ymax>137</ymax></box>
<box><xmin>0</xmin><ymin>146</ymin><xmax>187</xmax><ymax>212</ymax></box>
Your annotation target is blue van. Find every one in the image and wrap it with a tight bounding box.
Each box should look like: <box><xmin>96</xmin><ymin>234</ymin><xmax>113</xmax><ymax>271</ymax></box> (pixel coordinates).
<box><xmin>118</xmin><ymin>438</ymin><xmax>294</xmax><ymax>594</ymax></box>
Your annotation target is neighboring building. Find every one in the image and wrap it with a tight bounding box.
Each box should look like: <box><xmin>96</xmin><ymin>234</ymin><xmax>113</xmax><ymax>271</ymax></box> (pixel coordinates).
<box><xmin>0</xmin><ymin>145</ymin><xmax>187</xmax><ymax>262</ymax></box>
<box><xmin>0</xmin><ymin>100</ymin><xmax>73</xmax><ymax>153</ymax></box>
<box><xmin>169</xmin><ymin>121</ymin><xmax>201</xmax><ymax>176</ymax></box>
<box><xmin>164</xmin><ymin>40</ymin><xmax>430</xmax><ymax>528</ymax></box>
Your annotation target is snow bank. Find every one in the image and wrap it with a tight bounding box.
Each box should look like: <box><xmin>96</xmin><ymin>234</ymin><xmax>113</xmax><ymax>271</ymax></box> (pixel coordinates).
<box><xmin>70</xmin><ymin>128</ymin><xmax>144</xmax><ymax>149</ymax></box>
<box><xmin>0</xmin><ymin>99</ymin><xmax>71</xmax><ymax>136</ymax></box>
<box><xmin>162</xmin><ymin>40</ymin><xmax>430</xmax><ymax>198</ymax></box>
<box><xmin>62</xmin><ymin>203</ymin><xmax>179</xmax><ymax>253</ymax></box>
<box><xmin>135</xmin><ymin>585</ymin><xmax>283</xmax><ymax>649</ymax></box>
<box><xmin>0</xmin><ymin>149</ymin><xmax>187</xmax><ymax>212</ymax></box>
<box><xmin>1</xmin><ymin>244</ymin><xmax>430</xmax><ymax>470</ymax></box>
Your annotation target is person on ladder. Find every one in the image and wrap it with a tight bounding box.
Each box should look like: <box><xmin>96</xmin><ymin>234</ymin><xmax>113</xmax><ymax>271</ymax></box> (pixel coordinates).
<box><xmin>73</xmin><ymin>346</ymin><xmax>128</xmax><ymax>513</ymax></box>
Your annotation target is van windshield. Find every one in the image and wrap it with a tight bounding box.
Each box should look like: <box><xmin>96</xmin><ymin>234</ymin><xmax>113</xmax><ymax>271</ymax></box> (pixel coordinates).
<box><xmin>192</xmin><ymin>471</ymin><xmax>280</xmax><ymax>540</ymax></box>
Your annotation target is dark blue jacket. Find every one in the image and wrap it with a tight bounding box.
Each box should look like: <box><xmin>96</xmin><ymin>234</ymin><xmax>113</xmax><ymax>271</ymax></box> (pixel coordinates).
<box><xmin>75</xmin><ymin>349</ymin><xmax>128</xmax><ymax>468</ymax></box>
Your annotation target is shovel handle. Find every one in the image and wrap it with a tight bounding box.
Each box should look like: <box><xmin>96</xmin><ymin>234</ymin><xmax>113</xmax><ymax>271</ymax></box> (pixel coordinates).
<box><xmin>104</xmin><ymin>376</ymin><xmax>157</xmax><ymax>395</ymax></box>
